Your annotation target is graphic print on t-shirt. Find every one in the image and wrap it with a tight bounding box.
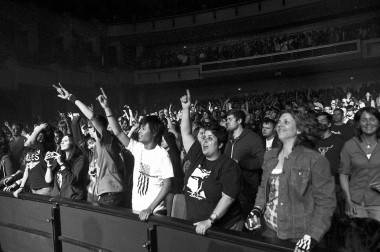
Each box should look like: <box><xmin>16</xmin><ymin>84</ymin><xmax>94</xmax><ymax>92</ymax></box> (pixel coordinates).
<box><xmin>25</xmin><ymin>149</ymin><xmax>41</xmax><ymax>170</ymax></box>
<box><xmin>137</xmin><ymin>162</ymin><xmax>158</xmax><ymax>196</ymax></box>
<box><xmin>186</xmin><ymin>164</ymin><xmax>211</xmax><ymax>200</ymax></box>
<box><xmin>57</xmin><ymin>172</ymin><xmax>63</xmax><ymax>189</ymax></box>
<box><xmin>318</xmin><ymin>145</ymin><xmax>334</xmax><ymax>156</ymax></box>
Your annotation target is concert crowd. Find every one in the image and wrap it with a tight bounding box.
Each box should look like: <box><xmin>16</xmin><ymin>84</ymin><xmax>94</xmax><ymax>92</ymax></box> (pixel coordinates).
<box><xmin>1</xmin><ymin>82</ymin><xmax>380</xmax><ymax>251</ymax></box>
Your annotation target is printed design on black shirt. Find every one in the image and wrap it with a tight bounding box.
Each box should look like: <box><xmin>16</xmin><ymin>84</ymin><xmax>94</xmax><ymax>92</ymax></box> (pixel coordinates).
<box><xmin>331</xmin><ymin>131</ymin><xmax>342</xmax><ymax>135</ymax></box>
<box><xmin>137</xmin><ymin>162</ymin><xmax>158</xmax><ymax>196</ymax></box>
<box><xmin>318</xmin><ymin>145</ymin><xmax>334</xmax><ymax>156</ymax></box>
<box><xmin>25</xmin><ymin>150</ymin><xmax>41</xmax><ymax>170</ymax></box>
<box><xmin>186</xmin><ymin>165</ymin><xmax>211</xmax><ymax>200</ymax></box>
<box><xmin>57</xmin><ymin>172</ymin><xmax>63</xmax><ymax>189</ymax></box>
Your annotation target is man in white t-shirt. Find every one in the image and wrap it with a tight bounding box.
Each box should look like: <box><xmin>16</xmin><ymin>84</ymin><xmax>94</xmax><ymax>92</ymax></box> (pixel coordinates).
<box><xmin>96</xmin><ymin>88</ymin><xmax>173</xmax><ymax>221</ymax></box>
<box><xmin>127</xmin><ymin>118</ymin><xmax>174</xmax><ymax>213</ymax></box>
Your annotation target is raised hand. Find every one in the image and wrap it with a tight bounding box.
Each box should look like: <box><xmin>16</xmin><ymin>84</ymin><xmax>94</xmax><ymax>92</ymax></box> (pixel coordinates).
<box><xmin>53</xmin><ymin>82</ymin><xmax>71</xmax><ymax>100</ymax></box>
<box><xmin>244</xmin><ymin>207</ymin><xmax>262</xmax><ymax>231</ymax></box>
<box><xmin>34</xmin><ymin>123</ymin><xmax>48</xmax><ymax>132</ymax></box>
<box><xmin>180</xmin><ymin>89</ymin><xmax>191</xmax><ymax>110</ymax></box>
<box><xmin>96</xmin><ymin>87</ymin><xmax>109</xmax><ymax>109</ymax></box>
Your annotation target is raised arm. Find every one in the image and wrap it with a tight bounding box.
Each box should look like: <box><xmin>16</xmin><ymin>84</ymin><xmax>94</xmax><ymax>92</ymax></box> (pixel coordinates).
<box><xmin>53</xmin><ymin>83</ymin><xmax>103</xmax><ymax>134</ymax></box>
<box><xmin>24</xmin><ymin>123</ymin><xmax>48</xmax><ymax>147</ymax></box>
<box><xmin>180</xmin><ymin>90</ymin><xmax>195</xmax><ymax>153</ymax></box>
<box><xmin>96</xmin><ymin>88</ymin><xmax>131</xmax><ymax>147</ymax></box>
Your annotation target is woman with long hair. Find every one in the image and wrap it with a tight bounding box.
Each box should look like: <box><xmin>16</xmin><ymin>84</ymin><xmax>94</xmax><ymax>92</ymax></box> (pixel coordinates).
<box><xmin>245</xmin><ymin>110</ymin><xmax>336</xmax><ymax>251</ymax></box>
<box><xmin>340</xmin><ymin>107</ymin><xmax>380</xmax><ymax>221</ymax></box>
<box><xmin>45</xmin><ymin>134</ymin><xmax>88</xmax><ymax>200</ymax></box>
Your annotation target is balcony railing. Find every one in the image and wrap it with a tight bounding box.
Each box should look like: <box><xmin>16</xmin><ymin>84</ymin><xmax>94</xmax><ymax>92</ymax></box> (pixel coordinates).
<box><xmin>200</xmin><ymin>40</ymin><xmax>360</xmax><ymax>73</ymax></box>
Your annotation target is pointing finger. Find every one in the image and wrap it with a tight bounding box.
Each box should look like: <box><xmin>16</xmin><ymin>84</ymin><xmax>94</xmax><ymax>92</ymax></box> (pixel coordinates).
<box><xmin>100</xmin><ymin>87</ymin><xmax>107</xmax><ymax>98</ymax></box>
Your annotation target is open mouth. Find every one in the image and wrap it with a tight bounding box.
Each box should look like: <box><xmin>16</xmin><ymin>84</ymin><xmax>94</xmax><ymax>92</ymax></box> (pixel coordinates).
<box><xmin>202</xmin><ymin>144</ymin><xmax>209</xmax><ymax>151</ymax></box>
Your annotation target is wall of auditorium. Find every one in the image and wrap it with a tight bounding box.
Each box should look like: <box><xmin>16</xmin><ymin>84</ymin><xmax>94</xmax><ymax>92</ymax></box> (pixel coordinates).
<box><xmin>0</xmin><ymin>61</ymin><xmax>134</xmax><ymax>123</ymax></box>
<box><xmin>108</xmin><ymin>0</ymin><xmax>321</xmax><ymax>37</ymax></box>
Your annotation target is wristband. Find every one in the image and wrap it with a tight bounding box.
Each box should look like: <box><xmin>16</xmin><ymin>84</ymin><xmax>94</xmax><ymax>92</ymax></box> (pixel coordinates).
<box><xmin>208</xmin><ymin>212</ymin><xmax>217</xmax><ymax>225</ymax></box>
<box><xmin>106</xmin><ymin>114</ymin><xmax>113</xmax><ymax>118</ymax></box>
<box><xmin>68</xmin><ymin>94</ymin><xmax>78</xmax><ymax>103</ymax></box>
<box><xmin>251</xmin><ymin>206</ymin><xmax>263</xmax><ymax>217</ymax></box>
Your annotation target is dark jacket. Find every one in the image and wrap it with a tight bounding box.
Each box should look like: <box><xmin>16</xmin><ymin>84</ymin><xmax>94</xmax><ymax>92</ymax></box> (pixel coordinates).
<box><xmin>51</xmin><ymin>151</ymin><xmax>89</xmax><ymax>200</ymax></box>
<box><xmin>255</xmin><ymin>146</ymin><xmax>336</xmax><ymax>241</ymax></box>
<box><xmin>224</xmin><ymin>128</ymin><xmax>264</xmax><ymax>172</ymax></box>
<box><xmin>262</xmin><ymin>135</ymin><xmax>281</xmax><ymax>151</ymax></box>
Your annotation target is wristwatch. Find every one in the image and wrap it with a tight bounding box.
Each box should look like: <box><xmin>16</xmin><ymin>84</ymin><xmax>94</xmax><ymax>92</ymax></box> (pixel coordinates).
<box><xmin>208</xmin><ymin>212</ymin><xmax>218</xmax><ymax>224</ymax></box>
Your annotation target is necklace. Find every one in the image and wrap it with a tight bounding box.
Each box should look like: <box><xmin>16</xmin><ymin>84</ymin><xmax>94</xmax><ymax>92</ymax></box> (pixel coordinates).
<box><xmin>363</xmin><ymin>137</ymin><xmax>377</xmax><ymax>149</ymax></box>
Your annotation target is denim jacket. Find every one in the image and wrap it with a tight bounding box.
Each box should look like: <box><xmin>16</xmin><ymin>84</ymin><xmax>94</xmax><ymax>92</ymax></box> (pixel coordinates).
<box><xmin>255</xmin><ymin>145</ymin><xmax>336</xmax><ymax>241</ymax></box>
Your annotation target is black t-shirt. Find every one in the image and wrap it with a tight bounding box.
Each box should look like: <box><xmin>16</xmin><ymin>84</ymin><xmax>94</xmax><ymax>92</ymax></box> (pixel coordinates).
<box><xmin>316</xmin><ymin>133</ymin><xmax>345</xmax><ymax>176</ymax></box>
<box><xmin>184</xmin><ymin>142</ymin><xmax>241</xmax><ymax>228</ymax></box>
<box><xmin>25</xmin><ymin>144</ymin><xmax>51</xmax><ymax>190</ymax></box>
<box><xmin>330</xmin><ymin>123</ymin><xmax>355</xmax><ymax>142</ymax></box>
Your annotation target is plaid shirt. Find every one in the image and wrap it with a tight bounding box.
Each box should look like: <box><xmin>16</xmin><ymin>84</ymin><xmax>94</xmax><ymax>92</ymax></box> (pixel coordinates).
<box><xmin>264</xmin><ymin>174</ymin><xmax>280</xmax><ymax>232</ymax></box>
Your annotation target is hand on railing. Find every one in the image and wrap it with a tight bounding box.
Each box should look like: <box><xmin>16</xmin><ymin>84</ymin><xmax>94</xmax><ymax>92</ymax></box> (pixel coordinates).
<box><xmin>193</xmin><ymin>219</ymin><xmax>212</xmax><ymax>236</ymax></box>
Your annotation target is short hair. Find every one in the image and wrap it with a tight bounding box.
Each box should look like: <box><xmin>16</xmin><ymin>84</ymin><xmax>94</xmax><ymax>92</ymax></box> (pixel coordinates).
<box><xmin>333</xmin><ymin>108</ymin><xmax>344</xmax><ymax>115</ymax></box>
<box><xmin>262</xmin><ymin>117</ymin><xmax>276</xmax><ymax>127</ymax></box>
<box><xmin>204</xmin><ymin>124</ymin><xmax>228</xmax><ymax>151</ymax></box>
<box><xmin>227</xmin><ymin>110</ymin><xmax>246</xmax><ymax>127</ymax></box>
<box><xmin>316</xmin><ymin>112</ymin><xmax>333</xmax><ymax>124</ymax></box>
<box><xmin>140</xmin><ymin>115</ymin><xmax>165</xmax><ymax>145</ymax></box>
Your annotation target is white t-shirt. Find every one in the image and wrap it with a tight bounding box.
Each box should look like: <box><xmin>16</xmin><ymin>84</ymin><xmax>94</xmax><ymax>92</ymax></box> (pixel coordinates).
<box><xmin>266</xmin><ymin>138</ymin><xmax>275</xmax><ymax>151</ymax></box>
<box><xmin>127</xmin><ymin>139</ymin><xmax>174</xmax><ymax>213</ymax></box>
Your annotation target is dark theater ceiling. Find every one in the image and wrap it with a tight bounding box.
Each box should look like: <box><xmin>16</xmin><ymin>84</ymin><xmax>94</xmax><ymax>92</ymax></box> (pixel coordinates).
<box><xmin>13</xmin><ymin>0</ymin><xmax>259</xmax><ymax>23</ymax></box>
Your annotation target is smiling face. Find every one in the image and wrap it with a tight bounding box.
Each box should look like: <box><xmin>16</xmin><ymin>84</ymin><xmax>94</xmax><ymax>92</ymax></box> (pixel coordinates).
<box><xmin>360</xmin><ymin>111</ymin><xmax>379</xmax><ymax>136</ymax></box>
<box><xmin>276</xmin><ymin>113</ymin><xmax>298</xmax><ymax>142</ymax></box>
<box><xmin>201</xmin><ymin>130</ymin><xmax>220</xmax><ymax>158</ymax></box>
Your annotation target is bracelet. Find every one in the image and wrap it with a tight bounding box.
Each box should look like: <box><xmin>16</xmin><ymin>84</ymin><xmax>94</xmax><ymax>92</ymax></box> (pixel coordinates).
<box><xmin>208</xmin><ymin>212</ymin><xmax>218</xmax><ymax>225</ymax></box>
<box><xmin>19</xmin><ymin>187</ymin><xmax>24</xmax><ymax>189</ymax></box>
<box><xmin>106</xmin><ymin>114</ymin><xmax>113</xmax><ymax>118</ymax></box>
<box><xmin>68</xmin><ymin>94</ymin><xmax>78</xmax><ymax>103</ymax></box>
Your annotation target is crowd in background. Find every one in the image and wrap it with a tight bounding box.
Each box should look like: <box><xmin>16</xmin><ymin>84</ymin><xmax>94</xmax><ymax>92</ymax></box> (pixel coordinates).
<box><xmin>137</xmin><ymin>18</ymin><xmax>380</xmax><ymax>69</ymax></box>
<box><xmin>0</xmin><ymin>81</ymin><xmax>380</xmax><ymax>251</ymax></box>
